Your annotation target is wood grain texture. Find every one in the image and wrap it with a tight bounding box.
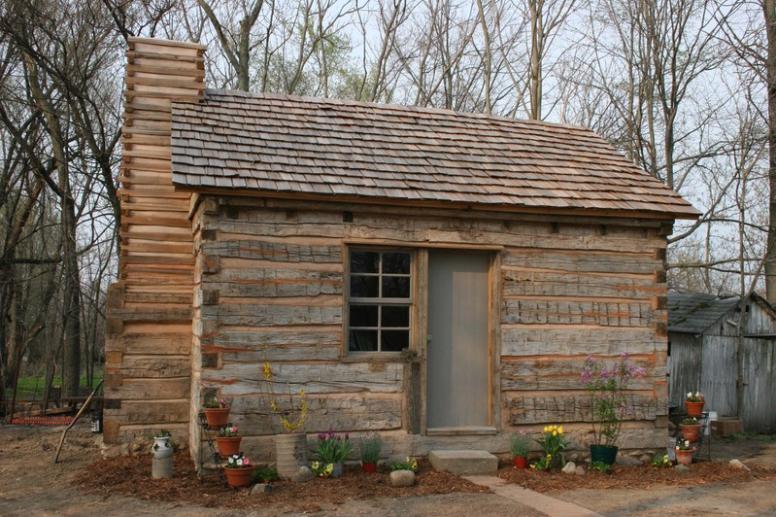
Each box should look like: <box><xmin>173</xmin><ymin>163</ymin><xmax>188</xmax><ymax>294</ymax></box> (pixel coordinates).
<box><xmin>104</xmin><ymin>37</ymin><xmax>203</xmax><ymax>445</ymax></box>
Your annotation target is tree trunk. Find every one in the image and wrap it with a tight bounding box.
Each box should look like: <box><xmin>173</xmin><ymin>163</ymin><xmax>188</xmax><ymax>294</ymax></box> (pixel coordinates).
<box><xmin>61</xmin><ymin>196</ymin><xmax>81</xmax><ymax>398</ymax></box>
<box><xmin>764</xmin><ymin>0</ymin><xmax>776</xmax><ymax>302</ymax></box>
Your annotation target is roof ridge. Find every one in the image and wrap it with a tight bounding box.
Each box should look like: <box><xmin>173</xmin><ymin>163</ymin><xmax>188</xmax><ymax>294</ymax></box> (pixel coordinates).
<box><xmin>202</xmin><ymin>88</ymin><xmax>600</xmax><ymax>134</ymax></box>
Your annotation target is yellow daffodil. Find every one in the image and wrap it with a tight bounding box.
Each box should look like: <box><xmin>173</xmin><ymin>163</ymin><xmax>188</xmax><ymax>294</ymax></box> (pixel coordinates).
<box><xmin>558</xmin><ymin>426</ymin><xmax>564</xmax><ymax>434</ymax></box>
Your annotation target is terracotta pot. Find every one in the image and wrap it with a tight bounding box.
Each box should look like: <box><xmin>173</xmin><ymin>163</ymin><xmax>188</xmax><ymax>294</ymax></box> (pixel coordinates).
<box><xmin>685</xmin><ymin>400</ymin><xmax>704</xmax><ymax>417</ymax></box>
<box><xmin>513</xmin><ymin>456</ymin><xmax>528</xmax><ymax>469</ymax></box>
<box><xmin>680</xmin><ymin>424</ymin><xmax>702</xmax><ymax>443</ymax></box>
<box><xmin>676</xmin><ymin>449</ymin><xmax>694</xmax><ymax>466</ymax></box>
<box><xmin>204</xmin><ymin>407</ymin><xmax>230</xmax><ymax>429</ymax></box>
<box><xmin>216</xmin><ymin>436</ymin><xmax>242</xmax><ymax>458</ymax></box>
<box><xmin>362</xmin><ymin>462</ymin><xmax>378</xmax><ymax>474</ymax></box>
<box><xmin>224</xmin><ymin>466</ymin><xmax>253</xmax><ymax>488</ymax></box>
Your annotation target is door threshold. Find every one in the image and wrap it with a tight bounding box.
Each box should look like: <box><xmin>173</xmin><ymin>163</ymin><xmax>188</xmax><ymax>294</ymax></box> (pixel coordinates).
<box><xmin>426</xmin><ymin>426</ymin><xmax>497</xmax><ymax>436</ymax></box>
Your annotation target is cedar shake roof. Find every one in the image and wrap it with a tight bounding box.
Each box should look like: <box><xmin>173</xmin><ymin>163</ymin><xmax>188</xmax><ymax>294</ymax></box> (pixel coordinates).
<box><xmin>170</xmin><ymin>90</ymin><xmax>698</xmax><ymax>218</ymax></box>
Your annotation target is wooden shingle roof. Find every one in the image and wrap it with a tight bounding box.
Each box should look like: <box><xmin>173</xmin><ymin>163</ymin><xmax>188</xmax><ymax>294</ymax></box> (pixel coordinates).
<box><xmin>170</xmin><ymin>90</ymin><xmax>697</xmax><ymax>218</ymax></box>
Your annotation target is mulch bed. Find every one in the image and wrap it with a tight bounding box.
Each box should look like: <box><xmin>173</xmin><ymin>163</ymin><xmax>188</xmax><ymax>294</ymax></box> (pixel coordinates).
<box><xmin>499</xmin><ymin>461</ymin><xmax>776</xmax><ymax>492</ymax></box>
<box><xmin>73</xmin><ymin>452</ymin><xmax>490</xmax><ymax>512</ymax></box>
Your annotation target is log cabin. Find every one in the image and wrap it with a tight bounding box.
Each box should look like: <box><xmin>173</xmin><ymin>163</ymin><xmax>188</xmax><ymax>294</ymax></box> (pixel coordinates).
<box><xmin>103</xmin><ymin>37</ymin><xmax>698</xmax><ymax>465</ymax></box>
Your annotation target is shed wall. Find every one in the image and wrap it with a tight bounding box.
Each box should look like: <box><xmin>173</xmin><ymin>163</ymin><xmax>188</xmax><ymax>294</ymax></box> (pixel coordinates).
<box><xmin>192</xmin><ymin>196</ymin><xmax>671</xmax><ymax>461</ymax></box>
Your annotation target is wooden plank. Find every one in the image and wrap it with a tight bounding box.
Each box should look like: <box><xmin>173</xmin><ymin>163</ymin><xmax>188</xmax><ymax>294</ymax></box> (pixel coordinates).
<box><xmin>202</xmin><ymin>240</ymin><xmax>342</xmax><ymax>263</ymax></box>
<box><xmin>202</xmin><ymin>327</ymin><xmax>341</xmax><ymax>347</ymax></box>
<box><xmin>506</xmin><ymin>392</ymin><xmax>663</xmax><ymax>424</ymax></box>
<box><xmin>501</xmin><ymin>326</ymin><xmax>663</xmax><ymax>356</ymax></box>
<box><xmin>118</xmin><ymin>400</ymin><xmax>190</xmax><ymax>424</ymax></box>
<box><xmin>201</xmin><ymin>304</ymin><xmax>341</xmax><ymax>326</ymax></box>
<box><xmin>205</xmin><ymin>269</ymin><xmax>342</xmax><ymax>298</ymax></box>
<box><xmin>503</xmin><ymin>249</ymin><xmax>660</xmax><ymax>275</ymax></box>
<box><xmin>109</xmin><ymin>377</ymin><xmax>191</xmax><ymax>400</ymax></box>
<box><xmin>500</xmin><ymin>356</ymin><xmax>662</xmax><ymax>391</ymax></box>
<box><xmin>502</xmin><ymin>299</ymin><xmax>655</xmax><ymax>326</ymax></box>
<box><xmin>120</xmin><ymin>333</ymin><xmax>192</xmax><ymax>355</ymax></box>
<box><xmin>502</xmin><ymin>270</ymin><xmax>662</xmax><ymax>299</ymax></box>
<box><xmin>228</xmin><ymin>395</ymin><xmax>402</xmax><ymax>434</ymax></box>
<box><xmin>206</xmin><ymin>362</ymin><xmax>403</xmax><ymax>395</ymax></box>
<box><xmin>120</xmin><ymin>355</ymin><xmax>190</xmax><ymax>378</ymax></box>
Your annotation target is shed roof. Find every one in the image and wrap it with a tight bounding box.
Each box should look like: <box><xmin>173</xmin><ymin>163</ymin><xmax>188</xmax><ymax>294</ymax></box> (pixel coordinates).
<box><xmin>668</xmin><ymin>293</ymin><xmax>741</xmax><ymax>334</ymax></box>
<box><xmin>170</xmin><ymin>90</ymin><xmax>697</xmax><ymax>218</ymax></box>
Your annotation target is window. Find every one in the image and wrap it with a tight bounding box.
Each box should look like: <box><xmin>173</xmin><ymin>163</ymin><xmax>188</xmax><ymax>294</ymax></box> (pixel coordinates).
<box><xmin>348</xmin><ymin>250</ymin><xmax>411</xmax><ymax>353</ymax></box>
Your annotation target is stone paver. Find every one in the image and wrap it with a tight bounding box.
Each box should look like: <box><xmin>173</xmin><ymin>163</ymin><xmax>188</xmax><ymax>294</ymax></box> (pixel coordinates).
<box><xmin>429</xmin><ymin>450</ymin><xmax>498</xmax><ymax>475</ymax></box>
<box><xmin>465</xmin><ymin>475</ymin><xmax>601</xmax><ymax>517</ymax></box>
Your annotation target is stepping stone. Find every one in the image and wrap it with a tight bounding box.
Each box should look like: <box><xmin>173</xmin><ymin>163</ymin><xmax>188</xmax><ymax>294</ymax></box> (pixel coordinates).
<box><xmin>429</xmin><ymin>450</ymin><xmax>498</xmax><ymax>475</ymax></box>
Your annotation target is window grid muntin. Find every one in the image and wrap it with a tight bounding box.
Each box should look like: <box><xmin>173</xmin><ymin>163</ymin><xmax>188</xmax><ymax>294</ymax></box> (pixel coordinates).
<box><xmin>348</xmin><ymin>249</ymin><xmax>412</xmax><ymax>353</ymax></box>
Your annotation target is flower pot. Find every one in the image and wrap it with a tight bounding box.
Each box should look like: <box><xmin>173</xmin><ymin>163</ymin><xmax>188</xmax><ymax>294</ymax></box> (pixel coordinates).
<box><xmin>216</xmin><ymin>436</ymin><xmax>242</xmax><ymax>458</ymax></box>
<box><xmin>204</xmin><ymin>407</ymin><xmax>230</xmax><ymax>429</ymax></box>
<box><xmin>676</xmin><ymin>449</ymin><xmax>694</xmax><ymax>466</ymax></box>
<box><xmin>151</xmin><ymin>435</ymin><xmax>173</xmax><ymax>460</ymax></box>
<box><xmin>680</xmin><ymin>424</ymin><xmax>701</xmax><ymax>443</ymax></box>
<box><xmin>224</xmin><ymin>466</ymin><xmax>253</xmax><ymax>488</ymax></box>
<box><xmin>331</xmin><ymin>462</ymin><xmax>344</xmax><ymax>478</ymax></box>
<box><xmin>513</xmin><ymin>456</ymin><xmax>528</xmax><ymax>469</ymax></box>
<box><xmin>590</xmin><ymin>444</ymin><xmax>618</xmax><ymax>465</ymax></box>
<box><xmin>685</xmin><ymin>400</ymin><xmax>704</xmax><ymax>417</ymax></box>
<box><xmin>275</xmin><ymin>432</ymin><xmax>308</xmax><ymax>479</ymax></box>
<box><xmin>362</xmin><ymin>462</ymin><xmax>378</xmax><ymax>474</ymax></box>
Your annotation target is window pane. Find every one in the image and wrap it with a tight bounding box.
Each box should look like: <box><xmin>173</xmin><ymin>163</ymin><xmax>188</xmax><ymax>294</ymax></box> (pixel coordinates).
<box><xmin>351</xmin><ymin>251</ymin><xmax>379</xmax><ymax>273</ymax></box>
<box><xmin>350</xmin><ymin>305</ymin><xmax>378</xmax><ymax>327</ymax></box>
<box><xmin>350</xmin><ymin>275</ymin><xmax>378</xmax><ymax>298</ymax></box>
<box><xmin>382</xmin><ymin>276</ymin><xmax>410</xmax><ymax>298</ymax></box>
<box><xmin>382</xmin><ymin>252</ymin><xmax>410</xmax><ymax>274</ymax></box>
<box><xmin>382</xmin><ymin>305</ymin><xmax>409</xmax><ymax>327</ymax></box>
<box><xmin>349</xmin><ymin>330</ymin><xmax>378</xmax><ymax>352</ymax></box>
<box><xmin>381</xmin><ymin>330</ymin><xmax>409</xmax><ymax>352</ymax></box>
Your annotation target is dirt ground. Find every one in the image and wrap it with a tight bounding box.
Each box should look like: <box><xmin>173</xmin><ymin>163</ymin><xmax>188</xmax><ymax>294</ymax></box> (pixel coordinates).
<box><xmin>0</xmin><ymin>424</ymin><xmax>535</xmax><ymax>516</ymax></box>
<box><xmin>2</xmin><ymin>424</ymin><xmax>776</xmax><ymax>516</ymax></box>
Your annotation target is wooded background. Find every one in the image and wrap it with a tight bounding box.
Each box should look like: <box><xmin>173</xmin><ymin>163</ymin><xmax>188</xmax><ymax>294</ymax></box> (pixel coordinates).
<box><xmin>0</xmin><ymin>0</ymin><xmax>773</xmax><ymax>414</ymax></box>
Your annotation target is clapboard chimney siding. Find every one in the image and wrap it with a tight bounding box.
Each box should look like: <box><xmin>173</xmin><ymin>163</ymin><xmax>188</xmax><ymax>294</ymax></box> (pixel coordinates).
<box><xmin>103</xmin><ymin>38</ymin><xmax>205</xmax><ymax>446</ymax></box>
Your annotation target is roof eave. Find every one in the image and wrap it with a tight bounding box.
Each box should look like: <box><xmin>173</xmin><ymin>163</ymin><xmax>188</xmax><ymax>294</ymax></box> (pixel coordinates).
<box><xmin>173</xmin><ymin>183</ymin><xmax>698</xmax><ymax>221</ymax></box>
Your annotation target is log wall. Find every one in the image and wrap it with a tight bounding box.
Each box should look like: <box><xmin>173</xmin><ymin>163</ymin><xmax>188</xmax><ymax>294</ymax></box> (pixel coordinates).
<box><xmin>104</xmin><ymin>38</ymin><xmax>205</xmax><ymax>446</ymax></box>
<box><xmin>192</xmin><ymin>196</ymin><xmax>672</xmax><ymax>461</ymax></box>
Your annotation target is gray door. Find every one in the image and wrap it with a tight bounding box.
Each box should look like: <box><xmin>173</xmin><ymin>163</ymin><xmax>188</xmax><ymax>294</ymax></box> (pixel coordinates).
<box><xmin>427</xmin><ymin>250</ymin><xmax>490</xmax><ymax>429</ymax></box>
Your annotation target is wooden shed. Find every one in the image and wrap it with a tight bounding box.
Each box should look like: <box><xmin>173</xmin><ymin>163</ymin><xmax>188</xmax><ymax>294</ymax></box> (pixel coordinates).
<box><xmin>103</xmin><ymin>38</ymin><xmax>698</xmax><ymax>463</ymax></box>
<box><xmin>668</xmin><ymin>292</ymin><xmax>776</xmax><ymax>432</ymax></box>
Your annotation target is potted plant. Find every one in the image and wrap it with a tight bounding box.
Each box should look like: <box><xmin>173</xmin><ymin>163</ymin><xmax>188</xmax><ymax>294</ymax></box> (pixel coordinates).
<box><xmin>685</xmin><ymin>392</ymin><xmax>704</xmax><ymax>417</ymax></box>
<box><xmin>675</xmin><ymin>440</ymin><xmax>695</xmax><ymax>466</ymax></box>
<box><xmin>679</xmin><ymin>417</ymin><xmax>702</xmax><ymax>442</ymax></box>
<box><xmin>216</xmin><ymin>424</ymin><xmax>241</xmax><ymax>458</ymax></box>
<box><xmin>203</xmin><ymin>397</ymin><xmax>230</xmax><ymax>429</ymax></box>
<box><xmin>581</xmin><ymin>353</ymin><xmax>646</xmax><ymax>465</ymax></box>
<box><xmin>360</xmin><ymin>435</ymin><xmax>382</xmax><ymax>473</ymax></box>
<box><xmin>510</xmin><ymin>433</ymin><xmax>529</xmax><ymax>469</ymax></box>
<box><xmin>260</xmin><ymin>360</ymin><xmax>309</xmax><ymax>479</ymax></box>
<box><xmin>313</xmin><ymin>431</ymin><xmax>353</xmax><ymax>478</ymax></box>
<box><xmin>531</xmin><ymin>425</ymin><xmax>568</xmax><ymax>470</ymax></box>
<box><xmin>224</xmin><ymin>452</ymin><xmax>253</xmax><ymax>488</ymax></box>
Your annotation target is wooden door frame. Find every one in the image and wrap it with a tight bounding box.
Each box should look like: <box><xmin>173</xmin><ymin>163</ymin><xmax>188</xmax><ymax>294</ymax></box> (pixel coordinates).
<box><xmin>418</xmin><ymin>248</ymin><xmax>501</xmax><ymax>435</ymax></box>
